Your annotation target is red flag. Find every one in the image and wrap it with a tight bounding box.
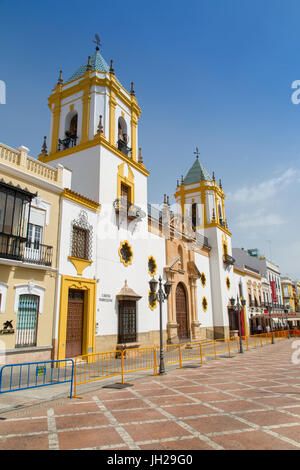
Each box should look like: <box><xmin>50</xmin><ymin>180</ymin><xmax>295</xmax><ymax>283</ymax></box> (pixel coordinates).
<box><xmin>270</xmin><ymin>281</ymin><xmax>278</xmax><ymax>303</ymax></box>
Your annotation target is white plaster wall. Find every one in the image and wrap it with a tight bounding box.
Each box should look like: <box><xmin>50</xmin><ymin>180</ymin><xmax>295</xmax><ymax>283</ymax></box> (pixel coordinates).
<box><xmin>53</xmin><ymin>198</ymin><xmax>98</xmax><ymax>340</ymax></box>
<box><xmin>194</xmin><ymin>252</ymin><xmax>213</xmax><ymax>328</ymax></box>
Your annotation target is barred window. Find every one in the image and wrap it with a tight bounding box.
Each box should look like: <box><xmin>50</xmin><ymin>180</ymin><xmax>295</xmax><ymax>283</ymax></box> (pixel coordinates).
<box><xmin>70</xmin><ymin>210</ymin><xmax>92</xmax><ymax>261</ymax></box>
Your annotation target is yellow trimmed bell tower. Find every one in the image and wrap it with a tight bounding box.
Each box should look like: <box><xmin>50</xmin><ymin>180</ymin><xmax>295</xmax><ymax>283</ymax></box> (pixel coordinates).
<box><xmin>38</xmin><ymin>45</ymin><xmax>144</xmax><ymax>170</ymax></box>
<box><xmin>174</xmin><ymin>151</ymin><xmax>231</xmax><ymax>237</ymax></box>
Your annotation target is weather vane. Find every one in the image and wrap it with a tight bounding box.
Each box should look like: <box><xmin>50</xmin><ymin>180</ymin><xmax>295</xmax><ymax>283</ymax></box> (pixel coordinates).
<box><xmin>194</xmin><ymin>147</ymin><xmax>200</xmax><ymax>158</ymax></box>
<box><xmin>93</xmin><ymin>34</ymin><xmax>102</xmax><ymax>51</ymax></box>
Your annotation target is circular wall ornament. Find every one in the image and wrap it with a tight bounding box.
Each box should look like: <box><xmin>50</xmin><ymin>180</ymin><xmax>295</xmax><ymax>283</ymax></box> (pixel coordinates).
<box><xmin>200</xmin><ymin>273</ymin><xmax>206</xmax><ymax>287</ymax></box>
<box><xmin>202</xmin><ymin>296</ymin><xmax>208</xmax><ymax>312</ymax></box>
<box><xmin>119</xmin><ymin>241</ymin><xmax>133</xmax><ymax>266</ymax></box>
<box><xmin>148</xmin><ymin>255</ymin><xmax>157</xmax><ymax>276</ymax></box>
<box><xmin>226</xmin><ymin>277</ymin><xmax>231</xmax><ymax>290</ymax></box>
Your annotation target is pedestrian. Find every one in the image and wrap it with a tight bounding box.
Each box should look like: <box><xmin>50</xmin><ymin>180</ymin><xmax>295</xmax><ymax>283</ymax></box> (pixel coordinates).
<box><xmin>266</xmin><ymin>325</ymin><xmax>270</xmax><ymax>334</ymax></box>
<box><xmin>257</xmin><ymin>324</ymin><xmax>263</xmax><ymax>334</ymax></box>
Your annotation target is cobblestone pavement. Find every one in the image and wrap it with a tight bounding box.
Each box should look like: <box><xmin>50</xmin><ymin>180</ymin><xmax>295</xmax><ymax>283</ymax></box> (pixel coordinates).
<box><xmin>1</xmin><ymin>340</ymin><xmax>300</xmax><ymax>450</ymax></box>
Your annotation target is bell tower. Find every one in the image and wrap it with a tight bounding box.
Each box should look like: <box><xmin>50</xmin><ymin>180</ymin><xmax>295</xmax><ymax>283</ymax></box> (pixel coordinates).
<box><xmin>174</xmin><ymin>149</ymin><xmax>235</xmax><ymax>338</ymax></box>
<box><xmin>38</xmin><ymin>41</ymin><xmax>147</xmax><ymax>203</ymax></box>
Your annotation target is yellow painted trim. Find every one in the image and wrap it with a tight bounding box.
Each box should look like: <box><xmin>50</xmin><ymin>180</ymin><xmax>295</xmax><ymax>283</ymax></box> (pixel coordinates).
<box><xmin>81</xmin><ymin>78</ymin><xmax>91</xmax><ymax>143</ymax></box>
<box><xmin>118</xmin><ymin>240</ymin><xmax>133</xmax><ymax>267</ymax></box>
<box><xmin>68</xmin><ymin>256</ymin><xmax>93</xmax><ymax>276</ymax></box>
<box><xmin>51</xmin><ymin>97</ymin><xmax>61</xmax><ymax>154</ymax></box>
<box><xmin>57</xmin><ymin>275</ymin><xmax>97</xmax><ymax>361</ymax></box>
<box><xmin>48</xmin><ymin>74</ymin><xmax>141</xmax><ymax>122</ymax></box>
<box><xmin>117</xmin><ymin>163</ymin><xmax>135</xmax><ymax>204</ymax></box>
<box><xmin>131</xmin><ymin>112</ymin><xmax>138</xmax><ymax>162</ymax></box>
<box><xmin>62</xmin><ymin>188</ymin><xmax>100</xmax><ymax>211</ymax></box>
<box><xmin>148</xmin><ymin>255</ymin><xmax>157</xmax><ymax>276</ymax></box>
<box><xmin>39</xmin><ymin>134</ymin><xmax>150</xmax><ymax>177</ymax></box>
<box><xmin>109</xmin><ymin>90</ymin><xmax>117</xmax><ymax>145</ymax></box>
<box><xmin>233</xmin><ymin>268</ymin><xmax>246</xmax><ymax>276</ymax></box>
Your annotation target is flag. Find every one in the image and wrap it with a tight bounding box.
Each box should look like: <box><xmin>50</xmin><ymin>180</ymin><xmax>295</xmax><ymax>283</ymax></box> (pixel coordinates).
<box><xmin>270</xmin><ymin>281</ymin><xmax>278</xmax><ymax>303</ymax></box>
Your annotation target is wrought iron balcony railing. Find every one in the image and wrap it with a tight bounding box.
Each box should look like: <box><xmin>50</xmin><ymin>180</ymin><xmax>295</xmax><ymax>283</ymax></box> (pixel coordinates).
<box><xmin>117</xmin><ymin>139</ymin><xmax>131</xmax><ymax>157</ymax></box>
<box><xmin>113</xmin><ymin>198</ymin><xmax>146</xmax><ymax>221</ymax></box>
<box><xmin>0</xmin><ymin>235</ymin><xmax>53</xmax><ymax>267</ymax></box>
<box><xmin>58</xmin><ymin>132</ymin><xmax>77</xmax><ymax>151</ymax></box>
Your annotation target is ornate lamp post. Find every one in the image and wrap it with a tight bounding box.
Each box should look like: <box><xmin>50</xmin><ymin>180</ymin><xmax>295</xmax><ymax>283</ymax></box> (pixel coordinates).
<box><xmin>230</xmin><ymin>296</ymin><xmax>244</xmax><ymax>354</ymax></box>
<box><xmin>149</xmin><ymin>276</ymin><xmax>172</xmax><ymax>375</ymax></box>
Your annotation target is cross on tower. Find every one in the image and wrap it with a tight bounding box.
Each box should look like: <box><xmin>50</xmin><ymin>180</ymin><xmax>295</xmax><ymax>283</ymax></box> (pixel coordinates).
<box><xmin>93</xmin><ymin>34</ymin><xmax>102</xmax><ymax>51</ymax></box>
<box><xmin>194</xmin><ymin>147</ymin><xmax>200</xmax><ymax>159</ymax></box>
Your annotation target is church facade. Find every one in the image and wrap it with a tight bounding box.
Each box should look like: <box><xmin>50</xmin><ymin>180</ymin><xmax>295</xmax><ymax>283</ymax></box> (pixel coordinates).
<box><xmin>36</xmin><ymin>45</ymin><xmax>240</xmax><ymax>359</ymax></box>
<box><xmin>0</xmin><ymin>44</ymin><xmax>252</xmax><ymax>363</ymax></box>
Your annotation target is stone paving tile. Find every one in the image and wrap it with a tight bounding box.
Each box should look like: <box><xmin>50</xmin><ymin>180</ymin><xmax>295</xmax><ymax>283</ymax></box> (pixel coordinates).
<box><xmin>231</xmin><ymin>389</ymin><xmax>278</xmax><ymax>399</ymax></box>
<box><xmin>272</xmin><ymin>425</ymin><xmax>300</xmax><ymax>443</ymax></box>
<box><xmin>57</xmin><ymin>427</ymin><xmax>123</xmax><ymax>450</ymax></box>
<box><xmin>0</xmin><ymin>433</ymin><xmax>49</xmax><ymax>450</ymax></box>
<box><xmin>0</xmin><ymin>417</ymin><xmax>48</xmax><ymax>435</ymax></box>
<box><xmin>210</xmin><ymin>430</ymin><xmax>299</xmax><ymax>450</ymax></box>
<box><xmin>139</xmin><ymin>438</ymin><xmax>215</xmax><ymax>450</ymax></box>
<box><xmin>53</xmin><ymin>401</ymin><xmax>100</xmax><ymax>415</ymax></box>
<box><xmin>257</xmin><ymin>397</ymin><xmax>300</xmax><ymax>407</ymax></box>
<box><xmin>137</xmin><ymin>388</ymin><xmax>177</xmax><ymax>397</ymax></box>
<box><xmin>104</xmin><ymin>398</ymin><xmax>150</xmax><ymax>410</ymax></box>
<box><xmin>110</xmin><ymin>407</ymin><xmax>167</xmax><ymax>423</ymax></box>
<box><xmin>163</xmin><ymin>403</ymin><xmax>219</xmax><ymax>418</ymax></box>
<box><xmin>55</xmin><ymin>412</ymin><xmax>110</xmax><ymax>430</ymax></box>
<box><xmin>188</xmin><ymin>391</ymin><xmax>234</xmax><ymax>402</ymax></box>
<box><xmin>182</xmin><ymin>415</ymin><xmax>251</xmax><ymax>434</ymax></box>
<box><xmin>149</xmin><ymin>394</ymin><xmax>195</xmax><ymax>406</ymax></box>
<box><xmin>123</xmin><ymin>421</ymin><xmax>192</xmax><ymax>441</ymax></box>
<box><xmin>213</xmin><ymin>399</ymin><xmax>266</xmax><ymax>413</ymax></box>
<box><xmin>237</xmin><ymin>410</ymin><xmax>300</xmax><ymax>426</ymax></box>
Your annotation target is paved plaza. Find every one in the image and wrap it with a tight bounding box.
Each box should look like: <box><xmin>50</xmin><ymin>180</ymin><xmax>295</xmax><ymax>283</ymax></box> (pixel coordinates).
<box><xmin>1</xmin><ymin>340</ymin><xmax>300</xmax><ymax>450</ymax></box>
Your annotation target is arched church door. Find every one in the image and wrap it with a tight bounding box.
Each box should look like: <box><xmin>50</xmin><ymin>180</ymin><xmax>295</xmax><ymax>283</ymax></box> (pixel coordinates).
<box><xmin>176</xmin><ymin>283</ymin><xmax>189</xmax><ymax>340</ymax></box>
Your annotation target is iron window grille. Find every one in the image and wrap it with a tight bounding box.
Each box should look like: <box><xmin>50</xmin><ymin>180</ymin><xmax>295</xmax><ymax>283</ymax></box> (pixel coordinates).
<box><xmin>118</xmin><ymin>300</ymin><xmax>137</xmax><ymax>343</ymax></box>
<box><xmin>70</xmin><ymin>210</ymin><xmax>92</xmax><ymax>260</ymax></box>
<box><xmin>15</xmin><ymin>294</ymin><xmax>39</xmax><ymax>348</ymax></box>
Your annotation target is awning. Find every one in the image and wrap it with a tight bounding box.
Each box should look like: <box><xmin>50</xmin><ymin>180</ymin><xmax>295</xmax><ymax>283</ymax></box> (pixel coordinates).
<box><xmin>116</xmin><ymin>280</ymin><xmax>142</xmax><ymax>301</ymax></box>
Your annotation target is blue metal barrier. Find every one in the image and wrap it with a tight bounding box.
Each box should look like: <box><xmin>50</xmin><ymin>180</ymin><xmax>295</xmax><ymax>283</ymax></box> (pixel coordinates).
<box><xmin>0</xmin><ymin>359</ymin><xmax>74</xmax><ymax>398</ymax></box>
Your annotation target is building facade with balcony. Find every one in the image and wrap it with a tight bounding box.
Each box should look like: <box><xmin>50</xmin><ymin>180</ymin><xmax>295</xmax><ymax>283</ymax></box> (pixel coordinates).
<box><xmin>0</xmin><ymin>142</ymin><xmax>71</xmax><ymax>363</ymax></box>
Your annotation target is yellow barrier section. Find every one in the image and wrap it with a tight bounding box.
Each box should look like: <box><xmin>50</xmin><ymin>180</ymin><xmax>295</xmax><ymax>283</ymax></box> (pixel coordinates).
<box><xmin>161</xmin><ymin>344</ymin><xmax>182</xmax><ymax>367</ymax></box>
<box><xmin>123</xmin><ymin>347</ymin><xmax>157</xmax><ymax>377</ymax></box>
<box><xmin>180</xmin><ymin>342</ymin><xmax>203</xmax><ymax>365</ymax></box>
<box><xmin>73</xmin><ymin>332</ymin><xmax>299</xmax><ymax>397</ymax></box>
<box><xmin>74</xmin><ymin>350</ymin><xmax>123</xmax><ymax>398</ymax></box>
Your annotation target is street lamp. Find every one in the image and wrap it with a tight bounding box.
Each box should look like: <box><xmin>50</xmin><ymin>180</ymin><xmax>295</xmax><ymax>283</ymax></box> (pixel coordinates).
<box><xmin>284</xmin><ymin>306</ymin><xmax>290</xmax><ymax>339</ymax></box>
<box><xmin>266</xmin><ymin>302</ymin><xmax>275</xmax><ymax>344</ymax></box>
<box><xmin>230</xmin><ymin>295</ymin><xmax>244</xmax><ymax>354</ymax></box>
<box><xmin>149</xmin><ymin>276</ymin><xmax>172</xmax><ymax>375</ymax></box>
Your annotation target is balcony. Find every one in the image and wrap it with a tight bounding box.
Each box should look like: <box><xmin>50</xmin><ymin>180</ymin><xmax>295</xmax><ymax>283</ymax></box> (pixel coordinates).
<box><xmin>117</xmin><ymin>139</ymin><xmax>131</xmax><ymax>157</ymax></box>
<box><xmin>58</xmin><ymin>132</ymin><xmax>77</xmax><ymax>151</ymax></box>
<box><xmin>0</xmin><ymin>236</ymin><xmax>53</xmax><ymax>267</ymax></box>
<box><xmin>114</xmin><ymin>198</ymin><xmax>146</xmax><ymax>229</ymax></box>
<box><xmin>223</xmin><ymin>254</ymin><xmax>235</xmax><ymax>265</ymax></box>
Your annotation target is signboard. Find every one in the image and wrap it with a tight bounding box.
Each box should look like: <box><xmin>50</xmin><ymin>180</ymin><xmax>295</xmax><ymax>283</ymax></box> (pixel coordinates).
<box><xmin>36</xmin><ymin>366</ymin><xmax>46</xmax><ymax>377</ymax></box>
<box><xmin>99</xmin><ymin>294</ymin><xmax>113</xmax><ymax>303</ymax></box>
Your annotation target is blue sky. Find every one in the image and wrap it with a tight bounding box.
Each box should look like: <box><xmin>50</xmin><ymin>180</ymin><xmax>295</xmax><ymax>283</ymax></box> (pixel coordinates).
<box><xmin>0</xmin><ymin>0</ymin><xmax>300</xmax><ymax>279</ymax></box>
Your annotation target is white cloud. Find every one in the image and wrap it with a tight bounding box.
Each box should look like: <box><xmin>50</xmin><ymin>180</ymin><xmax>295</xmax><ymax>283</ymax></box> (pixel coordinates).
<box><xmin>234</xmin><ymin>209</ymin><xmax>285</xmax><ymax>228</ymax></box>
<box><xmin>228</xmin><ymin>168</ymin><xmax>298</xmax><ymax>204</ymax></box>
